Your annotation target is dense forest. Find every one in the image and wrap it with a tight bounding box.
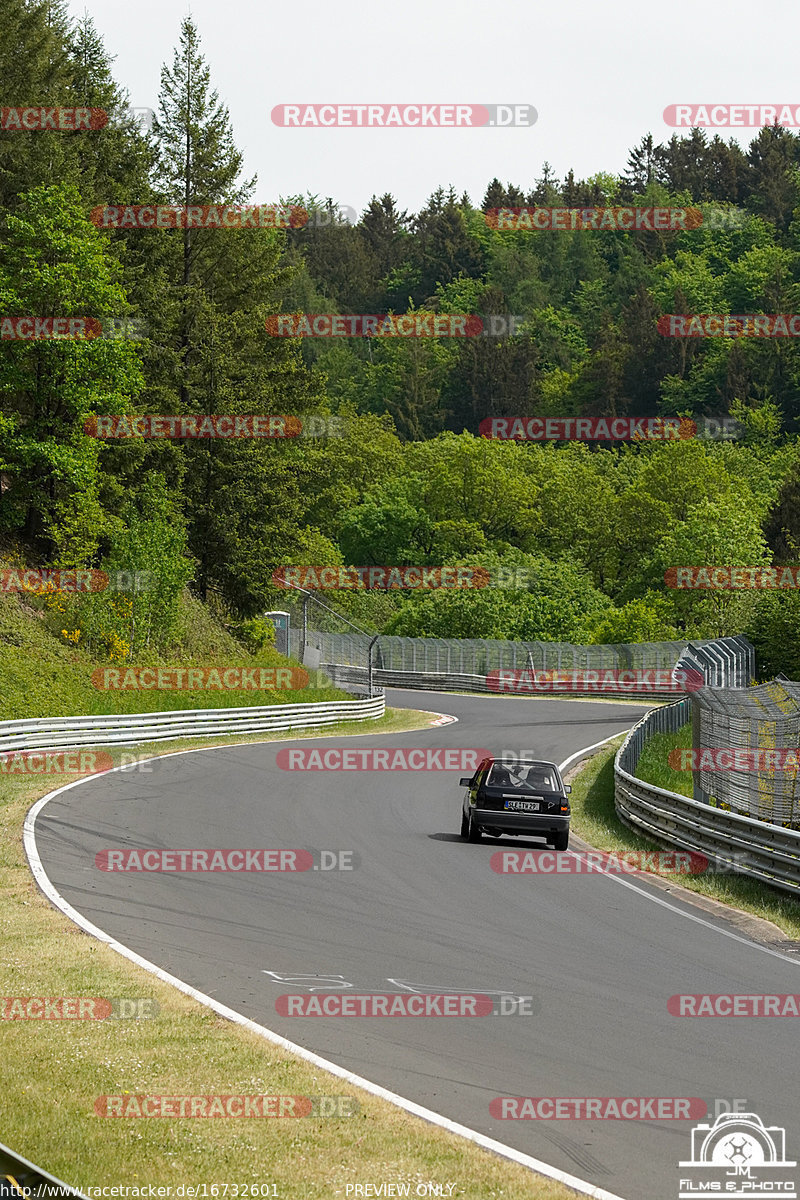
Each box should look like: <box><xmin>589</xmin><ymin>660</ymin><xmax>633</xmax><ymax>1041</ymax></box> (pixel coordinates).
<box><xmin>4</xmin><ymin>0</ymin><xmax>800</xmax><ymax>677</ymax></box>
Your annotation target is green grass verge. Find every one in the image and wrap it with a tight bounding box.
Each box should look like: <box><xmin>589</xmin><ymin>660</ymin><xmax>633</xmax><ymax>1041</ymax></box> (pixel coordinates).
<box><xmin>634</xmin><ymin>723</ymin><xmax>693</xmax><ymax>797</ymax></box>
<box><xmin>0</xmin><ymin>708</ymin><xmax>578</xmax><ymax>1199</ymax></box>
<box><xmin>0</xmin><ymin>591</ymin><xmax>347</xmax><ymax>719</ymax></box>
<box><xmin>568</xmin><ymin>740</ymin><xmax>800</xmax><ymax>939</ymax></box>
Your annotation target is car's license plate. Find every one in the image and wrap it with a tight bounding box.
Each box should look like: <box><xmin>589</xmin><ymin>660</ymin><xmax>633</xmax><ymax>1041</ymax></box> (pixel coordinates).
<box><xmin>504</xmin><ymin>799</ymin><xmax>540</xmax><ymax>812</ymax></box>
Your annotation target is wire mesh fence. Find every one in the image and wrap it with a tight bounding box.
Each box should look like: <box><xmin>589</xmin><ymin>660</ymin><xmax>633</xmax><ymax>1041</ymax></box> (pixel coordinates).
<box><xmin>691</xmin><ymin>679</ymin><xmax>800</xmax><ymax>827</ymax></box>
<box><xmin>308</xmin><ymin>634</ymin><xmax>694</xmax><ymax>674</ymax></box>
<box><xmin>290</xmin><ymin>624</ymin><xmax>753</xmax><ymax>686</ymax></box>
<box><xmin>615</xmin><ymin>702</ymin><xmax>800</xmax><ymax>893</ymax></box>
<box><xmin>274</xmin><ymin>592</ymin><xmax>753</xmax><ymax>698</ymax></box>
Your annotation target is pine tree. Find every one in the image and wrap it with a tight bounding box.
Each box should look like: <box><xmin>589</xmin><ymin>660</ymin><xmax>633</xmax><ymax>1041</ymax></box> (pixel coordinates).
<box><xmin>745</xmin><ymin>125</ymin><xmax>800</xmax><ymax>229</ymax></box>
<box><xmin>145</xmin><ymin>16</ymin><xmax>326</xmax><ymax>608</ymax></box>
<box><xmin>0</xmin><ymin>0</ymin><xmax>72</xmax><ymax>208</ymax></box>
<box><xmin>622</xmin><ymin>134</ymin><xmax>658</xmax><ymax>195</ymax></box>
<box><xmin>66</xmin><ymin>14</ymin><xmax>154</xmax><ymax>204</ymax></box>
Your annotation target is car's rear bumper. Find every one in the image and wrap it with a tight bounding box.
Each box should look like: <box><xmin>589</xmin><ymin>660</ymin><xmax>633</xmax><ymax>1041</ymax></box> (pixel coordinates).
<box><xmin>471</xmin><ymin>807</ymin><xmax>570</xmax><ymax>833</ymax></box>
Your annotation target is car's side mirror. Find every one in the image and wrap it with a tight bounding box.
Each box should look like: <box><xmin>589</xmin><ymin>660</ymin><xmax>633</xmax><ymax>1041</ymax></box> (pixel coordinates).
<box><xmin>565</xmin><ymin>784</ymin><xmax>572</xmax><ymax>794</ymax></box>
<box><xmin>459</xmin><ymin>777</ymin><xmax>472</xmax><ymax>787</ymax></box>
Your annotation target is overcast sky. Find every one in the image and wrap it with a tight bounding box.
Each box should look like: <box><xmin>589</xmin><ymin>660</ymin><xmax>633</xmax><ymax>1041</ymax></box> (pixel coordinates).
<box><xmin>85</xmin><ymin>0</ymin><xmax>800</xmax><ymax>215</ymax></box>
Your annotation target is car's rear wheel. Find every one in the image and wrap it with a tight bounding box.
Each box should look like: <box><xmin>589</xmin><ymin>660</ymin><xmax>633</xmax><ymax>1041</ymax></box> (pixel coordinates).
<box><xmin>460</xmin><ymin>809</ymin><xmax>469</xmax><ymax>839</ymax></box>
<box><xmin>467</xmin><ymin>809</ymin><xmax>482</xmax><ymax>843</ymax></box>
<box><xmin>552</xmin><ymin>829</ymin><xmax>569</xmax><ymax>851</ymax></box>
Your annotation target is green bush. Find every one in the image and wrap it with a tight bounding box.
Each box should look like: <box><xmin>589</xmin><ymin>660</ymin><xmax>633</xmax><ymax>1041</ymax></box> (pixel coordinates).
<box><xmin>237</xmin><ymin>616</ymin><xmax>277</xmax><ymax>653</ymax></box>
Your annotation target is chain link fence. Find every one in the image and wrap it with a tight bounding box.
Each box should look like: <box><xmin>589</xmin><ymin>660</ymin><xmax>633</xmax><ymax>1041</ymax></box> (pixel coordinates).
<box><xmin>298</xmin><ymin>633</ymin><xmax>701</xmax><ymax>675</ymax></box>
<box><xmin>616</xmin><ymin>701</ymin><xmax>800</xmax><ymax>893</ymax></box>
<box><xmin>691</xmin><ymin>679</ymin><xmax>800</xmax><ymax>826</ymax></box>
<box><xmin>297</xmin><ymin>628</ymin><xmax>751</xmax><ymax>688</ymax></box>
<box><xmin>275</xmin><ymin>593</ymin><xmax>753</xmax><ymax>698</ymax></box>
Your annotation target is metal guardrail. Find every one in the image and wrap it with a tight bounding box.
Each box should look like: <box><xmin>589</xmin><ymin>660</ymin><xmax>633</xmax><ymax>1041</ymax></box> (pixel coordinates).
<box><xmin>0</xmin><ymin>1138</ymin><xmax>88</xmax><ymax>1198</ymax></box>
<box><xmin>614</xmin><ymin>701</ymin><xmax>800</xmax><ymax>896</ymax></box>
<box><xmin>0</xmin><ymin>694</ymin><xmax>386</xmax><ymax>1192</ymax></box>
<box><xmin>0</xmin><ymin>695</ymin><xmax>385</xmax><ymax>755</ymax></box>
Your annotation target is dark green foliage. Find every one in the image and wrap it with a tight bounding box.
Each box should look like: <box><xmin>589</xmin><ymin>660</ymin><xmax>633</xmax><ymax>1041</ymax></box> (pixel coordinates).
<box><xmin>4</xmin><ymin>0</ymin><xmax>800</xmax><ymax>666</ymax></box>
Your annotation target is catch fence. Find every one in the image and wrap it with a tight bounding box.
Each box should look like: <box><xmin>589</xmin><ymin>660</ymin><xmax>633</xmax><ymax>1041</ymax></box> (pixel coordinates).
<box><xmin>690</xmin><ymin>678</ymin><xmax>800</xmax><ymax>826</ymax></box>
<box><xmin>286</xmin><ymin>623</ymin><xmax>754</xmax><ymax>698</ymax></box>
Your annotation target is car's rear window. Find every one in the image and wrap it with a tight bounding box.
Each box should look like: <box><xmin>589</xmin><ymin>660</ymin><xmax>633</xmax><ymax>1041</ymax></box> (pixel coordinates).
<box><xmin>486</xmin><ymin>763</ymin><xmax>560</xmax><ymax>792</ymax></box>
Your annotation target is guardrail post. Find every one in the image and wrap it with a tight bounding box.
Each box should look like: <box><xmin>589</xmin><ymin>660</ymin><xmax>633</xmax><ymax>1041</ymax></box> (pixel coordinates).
<box><xmin>368</xmin><ymin>634</ymin><xmax>380</xmax><ymax>699</ymax></box>
<box><xmin>691</xmin><ymin>694</ymin><xmax>704</xmax><ymax>803</ymax></box>
<box><xmin>301</xmin><ymin>591</ymin><xmax>310</xmax><ymax>665</ymax></box>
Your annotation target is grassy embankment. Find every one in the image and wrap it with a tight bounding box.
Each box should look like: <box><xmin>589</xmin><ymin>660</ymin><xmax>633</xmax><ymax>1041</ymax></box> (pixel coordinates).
<box><xmin>567</xmin><ymin>727</ymin><xmax>800</xmax><ymax>939</ymax></box>
<box><xmin>0</xmin><ymin>586</ymin><xmax>578</xmax><ymax>1199</ymax></box>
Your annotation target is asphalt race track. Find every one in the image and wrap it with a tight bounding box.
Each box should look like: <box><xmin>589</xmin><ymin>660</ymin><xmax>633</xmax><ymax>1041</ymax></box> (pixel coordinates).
<box><xmin>32</xmin><ymin>689</ymin><xmax>800</xmax><ymax>1200</ymax></box>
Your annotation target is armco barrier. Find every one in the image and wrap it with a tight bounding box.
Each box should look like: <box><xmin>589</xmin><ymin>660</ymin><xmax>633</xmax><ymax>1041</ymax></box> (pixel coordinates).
<box><xmin>0</xmin><ymin>695</ymin><xmax>385</xmax><ymax>756</ymax></box>
<box><xmin>321</xmin><ymin>663</ymin><xmax>689</xmax><ymax>699</ymax></box>
<box><xmin>0</xmin><ymin>1137</ymin><xmax>88</xmax><ymax>1198</ymax></box>
<box><xmin>614</xmin><ymin>700</ymin><xmax>800</xmax><ymax>896</ymax></box>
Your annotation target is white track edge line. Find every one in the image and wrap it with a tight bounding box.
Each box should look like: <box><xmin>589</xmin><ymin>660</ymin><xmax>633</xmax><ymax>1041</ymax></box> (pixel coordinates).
<box><xmin>22</xmin><ymin>732</ymin><xmax>626</xmax><ymax>1200</ymax></box>
<box><xmin>557</xmin><ymin>739</ymin><xmax>800</xmax><ymax>968</ymax></box>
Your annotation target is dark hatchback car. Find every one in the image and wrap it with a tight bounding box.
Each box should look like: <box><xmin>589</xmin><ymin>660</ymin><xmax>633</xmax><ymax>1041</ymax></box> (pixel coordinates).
<box><xmin>459</xmin><ymin>757</ymin><xmax>571</xmax><ymax>850</ymax></box>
